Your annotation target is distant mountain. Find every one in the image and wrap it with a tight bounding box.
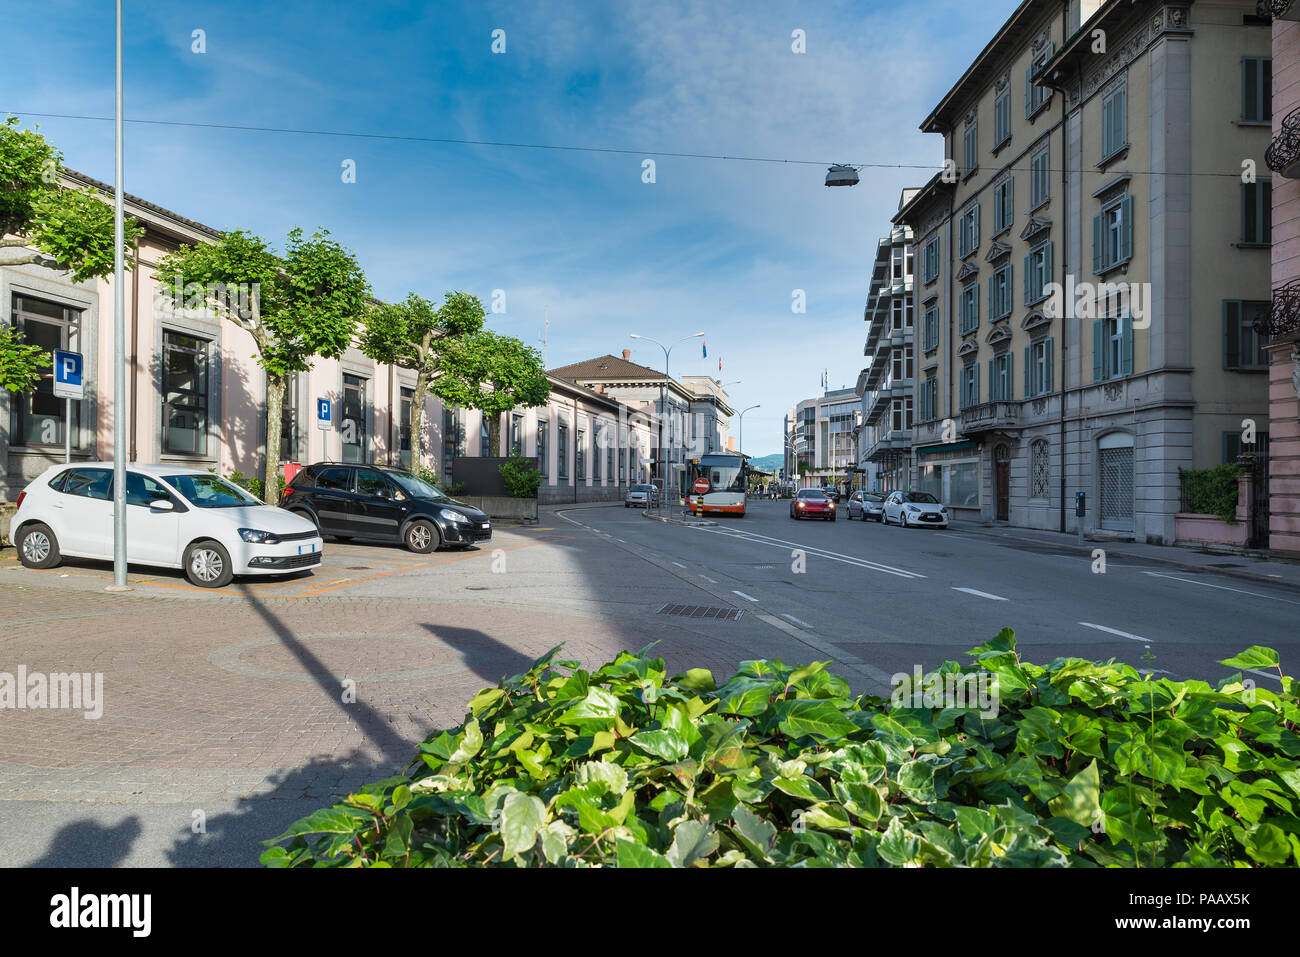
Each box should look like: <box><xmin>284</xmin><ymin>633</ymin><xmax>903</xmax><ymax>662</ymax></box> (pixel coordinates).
<box><xmin>745</xmin><ymin>454</ymin><xmax>784</xmax><ymax>473</ymax></box>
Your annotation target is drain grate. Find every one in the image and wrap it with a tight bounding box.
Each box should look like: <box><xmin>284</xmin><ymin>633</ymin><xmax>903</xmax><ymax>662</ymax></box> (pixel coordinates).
<box><xmin>657</xmin><ymin>603</ymin><xmax>742</xmax><ymax>621</ymax></box>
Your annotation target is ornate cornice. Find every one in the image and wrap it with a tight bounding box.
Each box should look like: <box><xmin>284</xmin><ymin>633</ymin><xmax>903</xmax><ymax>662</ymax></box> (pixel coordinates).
<box><xmin>984</xmin><ymin>239</ymin><xmax>1012</xmax><ymax>263</ymax></box>
<box><xmin>1020</xmin><ymin>216</ymin><xmax>1051</xmax><ymax>242</ymax></box>
<box><xmin>957</xmin><ymin>260</ymin><xmax>980</xmax><ymax>282</ymax></box>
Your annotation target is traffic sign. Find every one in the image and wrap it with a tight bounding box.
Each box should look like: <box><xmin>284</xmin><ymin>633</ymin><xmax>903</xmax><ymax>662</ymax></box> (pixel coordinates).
<box><xmin>52</xmin><ymin>350</ymin><xmax>84</xmax><ymax>400</ymax></box>
<box><xmin>316</xmin><ymin>398</ymin><xmax>333</xmax><ymax>431</ymax></box>
<box><xmin>693</xmin><ymin>477</ymin><xmax>710</xmax><ymax>494</ymax></box>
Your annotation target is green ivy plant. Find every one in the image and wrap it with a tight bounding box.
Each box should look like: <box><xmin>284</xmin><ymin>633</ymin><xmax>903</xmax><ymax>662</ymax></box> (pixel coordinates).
<box><xmin>261</xmin><ymin>631</ymin><xmax>1299</xmax><ymax>868</ymax></box>
<box><xmin>1178</xmin><ymin>464</ymin><xmax>1245</xmax><ymax>524</ymax></box>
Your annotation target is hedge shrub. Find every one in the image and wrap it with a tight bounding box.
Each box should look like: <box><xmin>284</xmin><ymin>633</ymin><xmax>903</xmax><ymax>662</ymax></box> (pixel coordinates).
<box><xmin>261</xmin><ymin>631</ymin><xmax>1299</xmax><ymax>868</ymax></box>
<box><xmin>1179</xmin><ymin>464</ymin><xmax>1244</xmax><ymax>524</ymax></box>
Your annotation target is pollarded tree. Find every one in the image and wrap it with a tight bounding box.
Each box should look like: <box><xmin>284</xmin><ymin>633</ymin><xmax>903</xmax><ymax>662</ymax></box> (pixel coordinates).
<box><xmin>356</xmin><ymin>291</ymin><xmax>485</xmax><ymax>470</ymax></box>
<box><xmin>1</xmin><ymin>116</ymin><xmax>142</xmax><ymax>392</ymax></box>
<box><xmin>434</xmin><ymin>330</ymin><xmax>550</xmax><ymax>457</ymax></box>
<box><xmin>155</xmin><ymin>228</ymin><xmax>371</xmax><ymax>502</ymax></box>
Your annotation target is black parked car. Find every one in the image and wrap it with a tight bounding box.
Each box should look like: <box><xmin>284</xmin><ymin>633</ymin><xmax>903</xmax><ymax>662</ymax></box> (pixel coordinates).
<box><xmin>279</xmin><ymin>463</ymin><xmax>491</xmax><ymax>553</ymax></box>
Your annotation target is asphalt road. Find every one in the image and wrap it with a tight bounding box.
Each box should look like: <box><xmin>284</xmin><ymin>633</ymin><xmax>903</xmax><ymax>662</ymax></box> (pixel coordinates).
<box><xmin>565</xmin><ymin>500</ymin><xmax>1300</xmax><ymax>694</ymax></box>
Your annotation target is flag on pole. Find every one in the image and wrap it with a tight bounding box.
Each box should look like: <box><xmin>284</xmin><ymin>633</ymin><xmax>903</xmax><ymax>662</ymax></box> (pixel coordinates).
<box><xmin>718</xmin><ymin>357</ymin><xmax>722</xmax><ymax>373</ymax></box>
<box><xmin>702</xmin><ymin>339</ymin><xmax>707</xmax><ymax>359</ymax></box>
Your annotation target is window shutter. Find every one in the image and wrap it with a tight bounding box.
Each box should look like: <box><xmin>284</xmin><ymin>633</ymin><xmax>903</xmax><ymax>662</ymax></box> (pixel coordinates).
<box><xmin>1024</xmin><ymin>345</ymin><xmax>1032</xmax><ymax>396</ymax></box>
<box><xmin>1045</xmin><ymin>338</ymin><xmax>1054</xmax><ymax>393</ymax></box>
<box><xmin>1092</xmin><ymin>320</ymin><xmax>1104</xmax><ymax>382</ymax></box>
<box><xmin>1242</xmin><ymin>182</ymin><xmax>1251</xmax><ymax>244</ymax></box>
<box><xmin>974</xmin><ymin>363</ymin><xmax>980</xmax><ymax>404</ymax></box>
<box><xmin>1007</xmin><ymin>262</ymin><xmax>1014</xmax><ymax>314</ymax></box>
<box><xmin>988</xmin><ymin>275</ymin><xmax>995</xmax><ymax>321</ymax></box>
<box><xmin>1008</xmin><ymin>176</ymin><xmax>1014</xmax><ymax>224</ymax></box>
<box><xmin>1024</xmin><ymin>253</ymin><xmax>1032</xmax><ymax>302</ymax></box>
<box><xmin>1223</xmin><ymin>300</ymin><xmax>1241</xmax><ymax>369</ymax></box>
<box><xmin>988</xmin><ymin>358</ymin><xmax>995</xmax><ymax>400</ymax></box>
<box><xmin>1007</xmin><ymin>352</ymin><xmax>1014</xmax><ymax>400</ymax></box>
<box><xmin>1102</xmin><ymin>96</ymin><xmax>1113</xmax><ymax>154</ymax></box>
<box><xmin>1119</xmin><ymin>195</ymin><xmax>1134</xmax><ymax>263</ymax></box>
<box><xmin>1044</xmin><ymin>242</ymin><xmax>1053</xmax><ymax>290</ymax></box>
<box><xmin>973</xmin><ymin>203</ymin><xmax>980</xmax><ymax>247</ymax></box>
<box><xmin>1120</xmin><ymin>313</ymin><xmax>1133</xmax><ymax>376</ymax></box>
<box><xmin>1116</xmin><ymin>88</ymin><xmax>1126</xmax><ymax>147</ymax></box>
<box><xmin>1092</xmin><ymin>213</ymin><xmax>1104</xmax><ymax>273</ymax></box>
<box><xmin>1026</xmin><ymin>65</ymin><xmax>1034</xmax><ymax>117</ymax></box>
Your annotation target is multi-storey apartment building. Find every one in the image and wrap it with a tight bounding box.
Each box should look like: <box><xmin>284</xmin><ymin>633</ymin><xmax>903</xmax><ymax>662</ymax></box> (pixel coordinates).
<box><xmin>792</xmin><ymin>388</ymin><xmax>859</xmax><ymax>487</ymax></box>
<box><xmin>896</xmin><ymin>0</ymin><xmax>1272</xmax><ymax>543</ymax></box>
<box><xmin>857</xmin><ymin>192</ymin><xmax>919</xmax><ymax>493</ymax></box>
<box><xmin>1263</xmin><ymin>3</ymin><xmax>1300</xmax><ymax>558</ymax></box>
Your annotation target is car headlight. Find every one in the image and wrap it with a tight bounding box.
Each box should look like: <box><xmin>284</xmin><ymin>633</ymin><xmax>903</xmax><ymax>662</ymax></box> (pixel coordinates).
<box><xmin>439</xmin><ymin>508</ymin><xmax>470</xmax><ymax>524</ymax></box>
<box><xmin>906</xmin><ymin>504</ymin><xmax>920</xmax><ymax>512</ymax></box>
<box><xmin>238</xmin><ymin>528</ymin><xmax>281</xmax><ymax>544</ymax></box>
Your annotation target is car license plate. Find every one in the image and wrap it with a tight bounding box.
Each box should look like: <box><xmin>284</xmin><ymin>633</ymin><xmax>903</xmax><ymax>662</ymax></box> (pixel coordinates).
<box><xmin>298</xmin><ymin>543</ymin><xmax>316</xmax><ymax>554</ymax></box>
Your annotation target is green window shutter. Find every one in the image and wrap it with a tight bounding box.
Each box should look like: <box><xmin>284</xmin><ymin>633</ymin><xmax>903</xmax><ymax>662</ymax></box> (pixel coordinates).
<box><xmin>988</xmin><ymin>275</ymin><xmax>995</xmax><ymax>321</ymax></box>
<box><xmin>1024</xmin><ymin>344</ymin><xmax>1032</xmax><ymax>396</ymax></box>
<box><xmin>973</xmin><ymin>203</ymin><xmax>980</xmax><ymax>246</ymax></box>
<box><xmin>1102</xmin><ymin>96</ymin><xmax>1112</xmax><ymax>154</ymax></box>
<box><xmin>1044</xmin><ymin>242</ymin><xmax>1053</xmax><ymax>290</ymax></box>
<box><xmin>1243</xmin><ymin>58</ymin><xmax>1254</xmax><ymax>122</ymax></box>
<box><xmin>1116</xmin><ymin>88</ymin><xmax>1126</xmax><ymax>147</ymax></box>
<box><xmin>1023</xmin><ymin>253</ymin><xmax>1032</xmax><ymax>302</ymax></box>
<box><xmin>1026</xmin><ymin>65</ymin><xmax>1034</xmax><ymax>117</ymax></box>
<box><xmin>1007</xmin><ymin>352</ymin><xmax>1014</xmax><ymax>400</ymax></box>
<box><xmin>1007</xmin><ymin>262</ymin><xmax>1014</xmax><ymax>314</ymax></box>
<box><xmin>1008</xmin><ymin>176</ymin><xmax>1014</xmax><ymax>224</ymax></box>
<box><xmin>1242</xmin><ymin>182</ymin><xmax>1252</xmax><ymax>243</ymax></box>
<box><xmin>1119</xmin><ymin>313</ymin><xmax>1133</xmax><ymax>376</ymax></box>
<box><xmin>1092</xmin><ymin>320</ymin><xmax>1104</xmax><ymax>382</ymax></box>
<box><xmin>1118</xmin><ymin>195</ymin><xmax>1134</xmax><ymax>263</ymax></box>
<box><xmin>988</xmin><ymin>358</ymin><xmax>995</xmax><ymax>400</ymax></box>
<box><xmin>1045</xmin><ymin>338</ymin><xmax>1054</xmax><ymax>393</ymax></box>
<box><xmin>974</xmin><ymin>363</ymin><xmax>980</xmax><ymax>403</ymax></box>
<box><xmin>1223</xmin><ymin>300</ymin><xmax>1242</xmax><ymax>369</ymax></box>
<box><xmin>1092</xmin><ymin>212</ymin><xmax>1104</xmax><ymax>273</ymax></box>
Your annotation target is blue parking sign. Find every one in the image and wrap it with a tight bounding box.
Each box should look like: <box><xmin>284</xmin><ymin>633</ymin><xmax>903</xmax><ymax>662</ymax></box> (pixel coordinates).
<box><xmin>52</xmin><ymin>350</ymin><xmax>84</xmax><ymax>400</ymax></box>
<box><xmin>316</xmin><ymin>397</ymin><xmax>332</xmax><ymax>431</ymax></box>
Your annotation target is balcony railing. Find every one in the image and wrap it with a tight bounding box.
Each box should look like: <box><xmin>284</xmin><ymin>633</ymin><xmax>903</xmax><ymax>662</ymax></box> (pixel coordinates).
<box><xmin>1257</xmin><ymin>278</ymin><xmax>1300</xmax><ymax>342</ymax></box>
<box><xmin>959</xmin><ymin>400</ymin><xmax>1022</xmax><ymax>434</ymax></box>
<box><xmin>1257</xmin><ymin>0</ymin><xmax>1297</xmax><ymax>20</ymax></box>
<box><xmin>1266</xmin><ymin>106</ymin><xmax>1300</xmax><ymax>180</ymax></box>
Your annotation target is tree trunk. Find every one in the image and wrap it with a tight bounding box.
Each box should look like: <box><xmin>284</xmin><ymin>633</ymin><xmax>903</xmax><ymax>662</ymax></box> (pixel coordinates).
<box><xmin>411</xmin><ymin>370</ymin><xmax>429</xmax><ymax>472</ymax></box>
<box><xmin>264</xmin><ymin>374</ymin><xmax>287</xmax><ymax>504</ymax></box>
<box><xmin>490</xmin><ymin>412</ymin><xmax>504</xmax><ymax>458</ymax></box>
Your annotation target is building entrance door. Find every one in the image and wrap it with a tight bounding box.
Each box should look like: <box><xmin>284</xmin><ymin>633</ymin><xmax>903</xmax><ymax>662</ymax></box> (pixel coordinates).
<box><xmin>995</xmin><ymin>443</ymin><xmax>1010</xmax><ymax>522</ymax></box>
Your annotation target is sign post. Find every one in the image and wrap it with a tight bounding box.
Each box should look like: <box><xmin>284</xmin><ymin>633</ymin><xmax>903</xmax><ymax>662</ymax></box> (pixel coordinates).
<box><xmin>52</xmin><ymin>350</ymin><xmax>84</xmax><ymax>465</ymax></box>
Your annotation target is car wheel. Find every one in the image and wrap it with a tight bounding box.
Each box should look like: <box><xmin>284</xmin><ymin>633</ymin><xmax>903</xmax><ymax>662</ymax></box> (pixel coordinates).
<box><xmin>901</xmin><ymin>513</ymin><xmax>909</xmax><ymax>528</ymax></box>
<box><xmin>17</xmin><ymin>523</ymin><xmax>61</xmax><ymax>570</ymax></box>
<box><xmin>184</xmin><ymin>540</ymin><xmax>234</xmax><ymax>588</ymax></box>
<box><xmin>404</xmin><ymin>519</ymin><xmax>440</xmax><ymax>554</ymax></box>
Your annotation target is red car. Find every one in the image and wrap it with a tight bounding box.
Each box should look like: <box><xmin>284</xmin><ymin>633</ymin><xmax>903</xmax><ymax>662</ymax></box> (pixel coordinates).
<box><xmin>790</xmin><ymin>488</ymin><xmax>837</xmax><ymax>521</ymax></box>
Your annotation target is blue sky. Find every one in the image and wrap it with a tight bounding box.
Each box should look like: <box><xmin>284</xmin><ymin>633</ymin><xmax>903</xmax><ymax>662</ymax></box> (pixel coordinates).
<box><xmin>4</xmin><ymin>0</ymin><xmax>1019</xmax><ymax>456</ymax></box>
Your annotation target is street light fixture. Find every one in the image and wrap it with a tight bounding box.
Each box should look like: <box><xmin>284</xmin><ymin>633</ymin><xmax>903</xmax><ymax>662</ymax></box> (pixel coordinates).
<box><xmin>825</xmin><ymin>164</ymin><xmax>862</xmax><ymax>187</ymax></box>
<box><xmin>629</xmin><ymin>331</ymin><xmax>703</xmax><ymax>514</ymax></box>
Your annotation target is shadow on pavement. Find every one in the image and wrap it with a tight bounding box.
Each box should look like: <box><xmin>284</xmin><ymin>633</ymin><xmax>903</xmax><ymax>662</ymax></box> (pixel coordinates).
<box><xmin>25</xmin><ymin>816</ymin><xmax>142</xmax><ymax>868</ymax></box>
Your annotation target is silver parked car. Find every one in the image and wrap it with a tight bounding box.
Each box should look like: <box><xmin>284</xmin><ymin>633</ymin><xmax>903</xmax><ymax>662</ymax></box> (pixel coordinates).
<box><xmin>846</xmin><ymin>490</ymin><xmax>885</xmax><ymax>522</ymax></box>
<box><xmin>881</xmin><ymin>490</ymin><xmax>950</xmax><ymax>528</ymax></box>
<box><xmin>624</xmin><ymin>483</ymin><xmax>660</xmax><ymax>508</ymax></box>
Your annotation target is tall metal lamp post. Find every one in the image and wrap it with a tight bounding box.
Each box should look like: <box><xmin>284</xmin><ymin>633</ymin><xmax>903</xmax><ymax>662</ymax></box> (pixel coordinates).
<box><xmin>738</xmin><ymin>404</ymin><xmax>759</xmax><ymax>492</ymax></box>
<box><xmin>629</xmin><ymin>331</ymin><xmax>703</xmax><ymax>515</ymax></box>
<box><xmin>108</xmin><ymin>0</ymin><xmax>129</xmax><ymax>592</ymax></box>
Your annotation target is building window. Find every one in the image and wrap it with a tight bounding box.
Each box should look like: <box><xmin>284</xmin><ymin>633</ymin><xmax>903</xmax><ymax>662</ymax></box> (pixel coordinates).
<box><xmin>510</xmin><ymin>413</ymin><xmax>523</xmax><ymax>455</ymax></box>
<box><xmin>959</xmin><ymin>363</ymin><xmax>980</xmax><ymax>410</ymax></box>
<box><xmin>1242</xmin><ymin>180</ymin><xmax>1272</xmax><ymax>245</ymax></box>
<box><xmin>1026</xmin><ymin>45</ymin><xmax>1054</xmax><ymax>117</ymax></box>
<box><xmin>576</xmin><ymin>427</ymin><xmax>586</xmax><ymax>480</ymax></box>
<box><xmin>162</xmin><ymin>330</ymin><xmax>209</xmax><ymax>455</ymax></box>
<box><xmin>557</xmin><ymin>420</ymin><xmax>569</xmax><ymax>480</ymax></box>
<box><xmin>1092</xmin><ymin>194</ymin><xmax>1134</xmax><ymax>274</ymax></box>
<box><xmin>1031</xmin><ymin>145</ymin><xmax>1050</xmax><ymax>207</ymax></box>
<box><xmin>8</xmin><ymin>295</ymin><xmax>82</xmax><ymax>449</ymax></box>
<box><xmin>1224</xmin><ymin>429</ymin><xmax>1268</xmax><ymax>464</ymax></box>
<box><xmin>988</xmin><ymin>263</ymin><xmax>1013</xmax><ymax>321</ymax></box>
<box><xmin>960</xmin><ymin>282</ymin><xmax>980</xmax><ymax>335</ymax></box>
<box><xmin>1092</xmin><ymin>314</ymin><xmax>1133</xmax><ymax>382</ymax></box>
<box><xmin>891</xmin><ymin>296</ymin><xmax>911</xmax><ymax>330</ymax></box>
<box><xmin>989</xmin><ymin>352</ymin><xmax>1014</xmax><ymax>401</ymax></box>
<box><xmin>1222</xmin><ymin>301</ymin><xmax>1270</xmax><ymax>370</ymax></box>
<box><xmin>1242</xmin><ymin>57</ymin><xmax>1272</xmax><ymax>123</ymax></box>
<box><xmin>963</xmin><ymin>118</ymin><xmax>978</xmax><ymax>175</ymax></box>
<box><xmin>891</xmin><ymin>343</ymin><xmax>914</xmax><ymax>381</ymax></box>
<box><xmin>397</xmin><ymin>386</ymin><xmax>414</xmax><ymax>469</ymax></box>
<box><xmin>1024</xmin><ymin>240</ymin><xmax>1053</xmax><ymax>305</ymax></box>
<box><xmin>443</xmin><ymin>407</ymin><xmax>463</xmax><ymax>482</ymax></box>
<box><xmin>1101</xmin><ymin>83</ymin><xmax>1127</xmax><ymax>160</ymax></box>
<box><xmin>1030</xmin><ymin>439</ymin><xmax>1050</xmax><ymax>499</ymax></box>
<box><xmin>607</xmin><ymin>442</ymin><xmax>614</xmax><ymax>484</ymax></box>
<box><xmin>959</xmin><ymin>203</ymin><xmax>980</xmax><ymax>258</ymax></box>
<box><xmin>479</xmin><ymin>418</ymin><xmax>491</xmax><ymax>457</ymax></box>
<box><xmin>536</xmin><ymin>418</ymin><xmax>549</xmax><ymax>479</ymax></box>
<box><xmin>1025</xmin><ymin>338</ymin><xmax>1054</xmax><ymax>397</ymax></box>
<box><xmin>920</xmin><ymin>372</ymin><xmax>938</xmax><ymax>421</ymax></box>
<box><xmin>993</xmin><ymin>178</ymin><xmax>1014</xmax><ymax>233</ymax></box>
<box><xmin>922</xmin><ymin>236</ymin><xmax>940</xmax><ymax>284</ymax></box>
<box><xmin>923</xmin><ymin>304</ymin><xmax>939</xmax><ymax>351</ymax></box>
<box><xmin>281</xmin><ymin>376</ymin><xmax>300</xmax><ymax>463</ymax></box>
<box><xmin>994</xmin><ymin>86</ymin><xmax>1011</xmax><ymax>149</ymax></box>
<box><xmin>890</xmin><ymin>397</ymin><xmax>913</xmax><ymax>432</ymax></box>
<box><xmin>341</xmin><ymin>373</ymin><xmax>367</xmax><ymax>463</ymax></box>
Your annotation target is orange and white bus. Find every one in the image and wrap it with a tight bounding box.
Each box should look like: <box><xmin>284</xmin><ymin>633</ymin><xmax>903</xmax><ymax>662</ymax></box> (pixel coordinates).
<box><xmin>688</xmin><ymin>453</ymin><xmax>747</xmax><ymax>517</ymax></box>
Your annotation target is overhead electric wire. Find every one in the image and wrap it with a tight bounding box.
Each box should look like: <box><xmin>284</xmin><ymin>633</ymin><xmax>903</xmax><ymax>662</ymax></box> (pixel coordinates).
<box><xmin>3</xmin><ymin>108</ymin><xmax>1256</xmax><ymax>180</ymax></box>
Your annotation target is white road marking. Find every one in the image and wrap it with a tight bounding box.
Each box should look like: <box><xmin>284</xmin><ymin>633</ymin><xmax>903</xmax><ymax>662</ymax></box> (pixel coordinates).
<box><xmin>1079</xmin><ymin>621</ymin><xmax>1151</xmax><ymax>643</ymax></box>
<box><xmin>732</xmin><ymin>590</ymin><xmax>759</xmax><ymax>602</ymax></box>
<box><xmin>953</xmin><ymin>587</ymin><xmax>1008</xmax><ymax>601</ymax></box>
<box><xmin>1142</xmin><ymin>571</ymin><xmax>1300</xmax><ymax>606</ymax></box>
<box><xmin>753</xmin><ymin>612</ymin><xmax>894</xmax><ymax>692</ymax></box>
<box><xmin>1244</xmin><ymin>668</ymin><xmax>1282</xmax><ymax>683</ymax></box>
<box><xmin>781</xmin><ymin>613</ymin><xmax>812</xmax><ymax>628</ymax></box>
<box><xmin>671</xmin><ymin>561</ymin><xmax>687</xmax><ymax>568</ymax></box>
<box><xmin>699</xmin><ymin>574</ymin><xmax>718</xmax><ymax>584</ymax></box>
<box><xmin>695</xmin><ymin>526</ymin><xmax>926</xmax><ymax>579</ymax></box>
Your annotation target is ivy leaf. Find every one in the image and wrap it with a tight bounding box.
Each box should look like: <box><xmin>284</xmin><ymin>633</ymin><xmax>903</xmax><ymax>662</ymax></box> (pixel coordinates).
<box><xmin>558</xmin><ymin>687</ymin><xmax>621</xmax><ymax>728</ymax></box>
<box><xmin>1047</xmin><ymin>759</ymin><xmax>1102</xmax><ymax>827</ymax></box>
<box><xmin>666</xmin><ymin>820</ymin><xmax>719</xmax><ymax>868</ymax></box>
<box><xmin>499</xmin><ymin>792</ymin><xmax>546</xmax><ymax>861</ymax></box>
<box><xmin>777</xmin><ymin>700</ymin><xmax>859</xmax><ymax>740</ymax></box>
<box><xmin>1220</xmin><ymin>647</ymin><xmax>1280</xmax><ymax>671</ymax></box>
<box><xmin>731</xmin><ymin>804</ymin><xmax>777</xmax><ymax>860</ymax></box>
<box><xmin>448</xmin><ymin>719</ymin><xmax>483</xmax><ymax>764</ymax></box>
<box><xmin>617</xmin><ymin>839</ymin><xmax>671</xmax><ymax>868</ymax></box>
<box><xmin>630</xmin><ymin>729</ymin><xmax>689</xmax><ymax>762</ymax></box>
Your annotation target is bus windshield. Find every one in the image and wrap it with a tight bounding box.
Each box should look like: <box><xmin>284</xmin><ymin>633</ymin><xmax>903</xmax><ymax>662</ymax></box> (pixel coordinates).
<box><xmin>696</xmin><ymin>456</ymin><xmax>746</xmax><ymax>493</ymax></box>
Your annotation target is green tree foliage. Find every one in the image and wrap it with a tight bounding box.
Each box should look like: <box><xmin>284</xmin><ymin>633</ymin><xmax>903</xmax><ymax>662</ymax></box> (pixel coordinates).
<box><xmin>156</xmin><ymin>228</ymin><xmax>371</xmax><ymax>501</ymax></box>
<box><xmin>434</xmin><ymin>330</ymin><xmax>550</xmax><ymax>456</ymax></box>
<box><xmin>262</xmin><ymin>631</ymin><xmax>1300</xmax><ymax>868</ymax></box>
<box><xmin>0</xmin><ymin>324</ymin><xmax>50</xmax><ymax>393</ymax></box>
<box><xmin>356</xmin><ymin>291</ymin><xmax>486</xmax><ymax>469</ymax></box>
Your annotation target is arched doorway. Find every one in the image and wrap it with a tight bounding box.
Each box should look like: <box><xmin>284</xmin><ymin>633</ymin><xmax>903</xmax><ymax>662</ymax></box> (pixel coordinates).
<box><xmin>994</xmin><ymin>443</ymin><xmax>1011</xmax><ymax>522</ymax></box>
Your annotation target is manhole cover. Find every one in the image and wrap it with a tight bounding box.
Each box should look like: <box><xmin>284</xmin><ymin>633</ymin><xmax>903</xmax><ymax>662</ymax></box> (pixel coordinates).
<box><xmin>656</xmin><ymin>603</ymin><xmax>742</xmax><ymax>621</ymax></box>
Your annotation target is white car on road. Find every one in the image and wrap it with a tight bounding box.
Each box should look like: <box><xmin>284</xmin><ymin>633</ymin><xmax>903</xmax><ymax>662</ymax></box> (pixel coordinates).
<box><xmin>624</xmin><ymin>483</ymin><xmax>660</xmax><ymax>508</ymax></box>
<box><xmin>881</xmin><ymin>490</ymin><xmax>950</xmax><ymax>528</ymax></box>
<box><xmin>11</xmin><ymin>463</ymin><xmax>324</xmax><ymax>588</ymax></box>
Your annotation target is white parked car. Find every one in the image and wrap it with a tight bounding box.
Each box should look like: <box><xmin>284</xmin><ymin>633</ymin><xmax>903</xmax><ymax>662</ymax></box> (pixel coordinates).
<box><xmin>10</xmin><ymin>463</ymin><xmax>324</xmax><ymax>588</ymax></box>
<box><xmin>624</xmin><ymin>483</ymin><xmax>660</xmax><ymax>508</ymax></box>
<box><xmin>881</xmin><ymin>490</ymin><xmax>950</xmax><ymax>528</ymax></box>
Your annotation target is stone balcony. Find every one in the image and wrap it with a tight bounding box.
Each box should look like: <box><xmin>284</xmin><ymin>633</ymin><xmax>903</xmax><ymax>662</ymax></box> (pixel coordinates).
<box><xmin>959</xmin><ymin>400</ymin><xmax>1022</xmax><ymax>436</ymax></box>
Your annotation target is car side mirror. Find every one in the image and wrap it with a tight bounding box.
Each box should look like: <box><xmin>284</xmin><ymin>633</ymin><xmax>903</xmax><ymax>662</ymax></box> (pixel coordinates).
<box><xmin>149</xmin><ymin>498</ymin><xmax>175</xmax><ymax>511</ymax></box>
